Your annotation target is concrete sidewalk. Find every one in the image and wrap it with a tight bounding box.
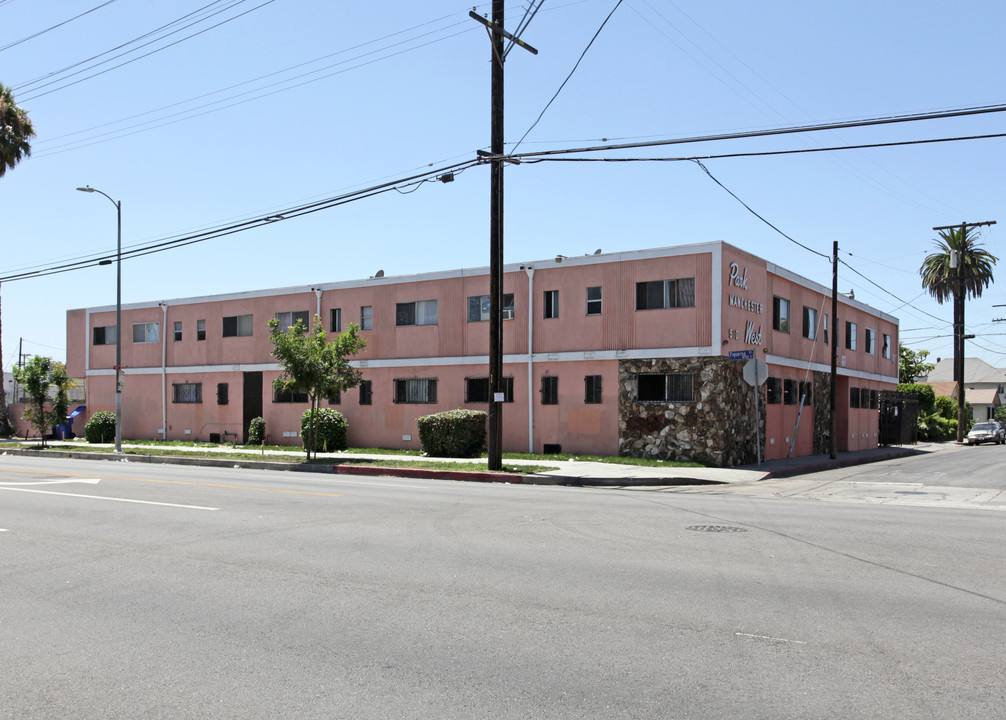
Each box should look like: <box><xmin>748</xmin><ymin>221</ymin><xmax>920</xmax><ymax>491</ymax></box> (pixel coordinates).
<box><xmin>0</xmin><ymin>439</ymin><xmax>935</xmax><ymax>486</ymax></box>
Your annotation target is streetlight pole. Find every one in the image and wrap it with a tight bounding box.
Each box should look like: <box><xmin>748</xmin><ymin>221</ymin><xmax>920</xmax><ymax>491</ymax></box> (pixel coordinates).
<box><xmin>77</xmin><ymin>186</ymin><xmax>123</xmax><ymax>454</ymax></box>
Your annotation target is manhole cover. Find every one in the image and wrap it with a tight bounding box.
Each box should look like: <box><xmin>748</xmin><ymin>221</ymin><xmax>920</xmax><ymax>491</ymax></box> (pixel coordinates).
<box><xmin>686</xmin><ymin>525</ymin><xmax>747</xmax><ymax>533</ymax></box>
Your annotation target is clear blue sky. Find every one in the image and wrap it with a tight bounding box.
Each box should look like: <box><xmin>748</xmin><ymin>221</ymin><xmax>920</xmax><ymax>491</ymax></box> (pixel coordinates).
<box><xmin>2</xmin><ymin>0</ymin><xmax>1005</xmax><ymax>376</ymax></box>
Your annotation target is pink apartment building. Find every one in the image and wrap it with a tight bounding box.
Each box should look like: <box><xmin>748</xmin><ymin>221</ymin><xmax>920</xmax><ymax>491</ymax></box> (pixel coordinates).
<box><xmin>66</xmin><ymin>242</ymin><xmax>899</xmax><ymax>466</ymax></box>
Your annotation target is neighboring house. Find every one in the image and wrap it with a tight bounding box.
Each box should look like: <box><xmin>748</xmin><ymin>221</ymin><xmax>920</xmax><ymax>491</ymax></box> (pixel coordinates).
<box><xmin>923</xmin><ymin>357</ymin><xmax>1006</xmax><ymax>421</ymax></box>
<box><xmin>66</xmin><ymin>242</ymin><xmax>899</xmax><ymax>466</ymax></box>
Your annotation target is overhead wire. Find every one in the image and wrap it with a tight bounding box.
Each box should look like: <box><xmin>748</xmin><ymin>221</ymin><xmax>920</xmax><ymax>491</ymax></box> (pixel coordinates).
<box><xmin>0</xmin><ymin>0</ymin><xmax>117</xmax><ymax>54</ymax></box>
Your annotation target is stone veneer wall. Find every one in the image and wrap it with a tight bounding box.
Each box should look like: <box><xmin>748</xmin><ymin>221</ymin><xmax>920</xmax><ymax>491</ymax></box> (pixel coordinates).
<box><xmin>618</xmin><ymin>357</ymin><xmax>761</xmax><ymax>467</ymax></box>
<box><xmin>812</xmin><ymin>370</ymin><xmax>832</xmax><ymax>456</ymax></box>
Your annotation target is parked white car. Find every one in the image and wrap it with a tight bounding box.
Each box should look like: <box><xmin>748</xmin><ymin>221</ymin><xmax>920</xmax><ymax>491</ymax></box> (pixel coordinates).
<box><xmin>964</xmin><ymin>421</ymin><xmax>1005</xmax><ymax>445</ymax></box>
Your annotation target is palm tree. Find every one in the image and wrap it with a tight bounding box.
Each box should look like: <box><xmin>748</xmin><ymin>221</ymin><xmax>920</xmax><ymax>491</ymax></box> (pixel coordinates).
<box><xmin>0</xmin><ymin>82</ymin><xmax>36</xmax><ymax>436</ymax></box>
<box><xmin>920</xmin><ymin>226</ymin><xmax>998</xmax><ymax>442</ymax></box>
<box><xmin>0</xmin><ymin>83</ymin><xmax>35</xmax><ymax>178</ymax></box>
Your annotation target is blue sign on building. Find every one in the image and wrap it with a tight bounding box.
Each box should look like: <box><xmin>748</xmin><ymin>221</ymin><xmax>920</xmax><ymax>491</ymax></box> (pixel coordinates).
<box><xmin>728</xmin><ymin>349</ymin><xmax>755</xmax><ymax>360</ymax></box>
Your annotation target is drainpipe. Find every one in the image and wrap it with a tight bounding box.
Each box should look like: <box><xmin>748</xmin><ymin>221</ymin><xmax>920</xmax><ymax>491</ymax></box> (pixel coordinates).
<box><xmin>159</xmin><ymin>303</ymin><xmax>168</xmax><ymax>440</ymax></box>
<box><xmin>523</xmin><ymin>265</ymin><xmax>535</xmax><ymax>453</ymax></box>
<box><xmin>313</xmin><ymin>287</ymin><xmax>322</xmax><ymax>322</ymax></box>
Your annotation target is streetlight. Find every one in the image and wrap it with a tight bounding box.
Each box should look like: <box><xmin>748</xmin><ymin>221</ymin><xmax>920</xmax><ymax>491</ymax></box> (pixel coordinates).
<box><xmin>77</xmin><ymin>185</ymin><xmax>123</xmax><ymax>454</ymax></box>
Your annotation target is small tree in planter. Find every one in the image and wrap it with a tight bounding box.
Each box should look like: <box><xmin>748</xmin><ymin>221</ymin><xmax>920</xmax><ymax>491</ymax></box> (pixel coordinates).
<box><xmin>12</xmin><ymin>356</ymin><xmax>74</xmax><ymax>448</ymax></box>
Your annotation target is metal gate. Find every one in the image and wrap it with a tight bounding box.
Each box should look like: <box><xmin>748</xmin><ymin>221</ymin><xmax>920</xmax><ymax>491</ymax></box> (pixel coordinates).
<box><xmin>879</xmin><ymin>390</ymin><xmax>918</xmax><ymax>446</ymax></box>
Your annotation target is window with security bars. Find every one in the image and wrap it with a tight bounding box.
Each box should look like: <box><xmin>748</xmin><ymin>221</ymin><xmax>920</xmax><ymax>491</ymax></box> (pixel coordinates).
<box><xmin>637</xmin><ymin>373</ymin><xmax>695</xmax><ymax>402</ymax></box>
<box><xmin>223</xmin><ymin>314</ymin><xmax>253</xmax><ymax>337</ymax></box>
<box><xmin>394</xmin><ymin>378</ymin><xmax>437</xmax><ymax>404</ymax></box>
<box><xmin>274</xmin><ymin>388</ymin><xmax>308</xmax><ymax>403</ymax></box>
<box><xmin>635</xmin><ymin>278</ymin><xmax>696</xmax><ymax>310</ymax></box>
<box><xmin>584</xmin><ymin>375</ymin><xmax>602</xmax><ymax>404</ymax></box>
<box><xmin>396</xmin><ymin>300</ymin><xmax>437</xmax><ymax>326</ymax></box>
<box><xmin>465</xmin><ymin>376</ymin><xmax>514</xmax><ymax>403</ymax></box>
<box><xmin>172</xmin><ymin>383</ymin><xmax>202</xmax><ymax>404</ymax></box>
<box><xmin>132</xmin><ymin>322</ymin><xmax>159</xmax><ymax>343</ymax></box>
<box><xmin>766</xmin><ymin>377</ymin><xmax>782</xmax><ymax>404</ymax></box>
<box><xmin>359</xmin><ymin>380</ymin><xmax>372</xmax><ymax>405</ymax></box>
<box><xmin>870</xmin><ymin>390</ymin><xmax>879</xmax><ymax>409</ymax></box>
<box><xmin>276</xmin><ymin>310</ymin><xmax>310</xmax><ymax>332</ymax></box>
<box><xmin>799</xmin><ymin>381</ymin><xmax>813</xmax><ymax>406</ymax></box>
<box><xmin>541</xmin><ymin>376</ymin><xmax>558</xmax><ymax>405</ymax></box>
<box><xmin>850</xmin><ymin>387</ymin><xmax>860</xmax><ymax>408</ymax></box>
<box><xmin>217</xmin><ymin>383</ymin><xmax>228</xmax><ymax>405</ymax></box>
<box><xmin>860</xmin><ymin>387</ymin><xmax>870</xmax><ymax>408</ymax></box>
<box><xmin>783</xmin><ymin>379</ymin><xmax>798</xmax><ymax>405</ymax></box>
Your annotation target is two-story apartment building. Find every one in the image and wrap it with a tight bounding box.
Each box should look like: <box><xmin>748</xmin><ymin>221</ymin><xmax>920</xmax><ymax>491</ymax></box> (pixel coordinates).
<box><xmin>66</xmin><ymin>242</ymin><xmax>899</xmax><ymax>466</ymax></box>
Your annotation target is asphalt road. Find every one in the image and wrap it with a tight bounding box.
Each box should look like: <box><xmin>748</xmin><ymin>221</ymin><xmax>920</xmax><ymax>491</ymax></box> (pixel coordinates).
<box><xmin>1</xmin><ymin>453</ymin><xmax>1003</xmax><ymax>719</ymax></box>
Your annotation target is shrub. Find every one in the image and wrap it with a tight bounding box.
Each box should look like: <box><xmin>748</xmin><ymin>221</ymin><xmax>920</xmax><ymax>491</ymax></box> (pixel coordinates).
<box><xmin>84</xmin><ymin>411</ymin><xmax>116</xmax><ymax>443</ymax></box>
<box><xmin>248</xmin><ymin>416</ymin><xmax>266</xmax><ymax>445</ymax></box>
<box><xmin>300</xmin><ymin>407</ymin><xmax>348</xmax><ymax>452</ymax></box>
<box><xmin>933</xmin><ymin>395</ymin><xmax>957</xmax><ymax>420</ymax></box>
<box><xmin>897</xmin><ymin>383</ymin><xmax>936</xmax><ymax>416</ymax></box>
<box><xmin>417</xmin><ymin>409</ymin><xmax>487</xmax><ymax>458</ymax></box>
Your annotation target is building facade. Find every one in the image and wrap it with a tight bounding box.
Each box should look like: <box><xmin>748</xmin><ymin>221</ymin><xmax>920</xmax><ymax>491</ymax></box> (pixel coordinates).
<box><xmin>66</xmin><ymin>242</ymin><xmax>899</xmax><ymax>465</ymax></box>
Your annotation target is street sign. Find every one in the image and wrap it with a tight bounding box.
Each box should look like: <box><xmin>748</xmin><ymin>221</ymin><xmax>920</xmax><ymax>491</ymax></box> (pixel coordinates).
<box><xmin>743</xmin><ymin>358</ymin><xmax>768</xmax><ymax>387</ymax></box>
<box><xmin>729</xmin><ymin>349</ymin><xmax>755</xmax><ymax>360</ymax></box>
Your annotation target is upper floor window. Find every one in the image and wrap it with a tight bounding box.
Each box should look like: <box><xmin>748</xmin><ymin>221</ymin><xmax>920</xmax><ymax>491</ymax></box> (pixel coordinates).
<box><xmin>396</xmin><ymin>300</ymin><xmax>438</xmax><ymax>327</ymax></box>
<box><xmin>773</xmin><ymin>297</ymin><xmax>790</xmax><ymax>333</ymax></box>
<box><xmin>197</xmin><ymin>319</ymin><xmax>206</xmax><ymax>341</ymax></box>
<box><xmin>361</xmin><ymin>306</ymin><xmax>373</xmax><ymax>331</ymax></box>
<box><xmin>544</xmin><ymin>290</ymin><xmax>559</xmax><ymax>319</ymax></box>
<box><xmin>276</xmin><ymin>310</ymin><xmax>309</xmax><ymax>332</ymax></box>
<box><xmin>823</xmin><ymin>314</ymin><xmax>829</xmax><ymax>345</ymax></box>
<box><xmin>586</xmin><ymin>286</ymin><xmax>602</xmax><ymax>316</ymax></box>
<box><xmin>330</xmin><ymin>308</ymin><xmax>342</xmax><ymax>333</ymax></box>
<box><xmin>173</xmin><ymin>321</ymin><xmax>182</xmax><ymax>342</ymax></box>
<box><xmin>172</xmin><ymin>382</ymin><xmax>201</xmax><ymax>404</ymax></box>
<box><xmin>394</xmin><ymin>378</ymin><xmax>437</xmax><ymax>404</ymax></box>
<box><xmin>468</xmin><ymin>294</ymin><xmax>515</xmax><ymax>322</ymax></box>
<box><xmin>132</xmin><ymin>322</ymin><xmax>159</xmax><ymax>343</ymax></box>
<box><xmin>223</xmin><ymin>314</ymin><xmax>253</xmax><ymax>338</ymax></box>
<box><xmin>93</xmin><ymin>325</ymin><xmax>117</xmax><ymax>346</ymax></box>
<box><xmin>802</xmin><ymin>306</ymin><xmax>817</xmax><ymax>340</ymax></box>
<box><xmin>882</xmin><ymin>334</ymin><xmax>892</xmax><ymax>360</ymax></box>
<box><xmin>465</xmin><ymin>376</ymin><xmax>514</xmax><ymax>403</ymax></box>
<box><xmin>637</xmin><ymin>373</ymin><xmax>694</xmax><ymax>402</ymax></box>
<box><xmin>865</xmin><ymin>328</ymin><xmax>876</xmax><ymax>355</ymax></box>
<box><xmin>636</xmin><ymin>278</ymin><xmax>695</xmax><ymax>310</ymax></box>
<box><xmin>846</xmin><ymin>321</ymin><xmax>858</xmax><ymax>351</ymax></box>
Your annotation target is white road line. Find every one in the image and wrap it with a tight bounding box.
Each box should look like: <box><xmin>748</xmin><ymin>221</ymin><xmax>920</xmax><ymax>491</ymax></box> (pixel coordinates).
<box><xmin>0</xmin><ymin>487</ymin><xmax>218</xmax><ymax>510</ymax></box>
<box><xmin>0</xmin><ymin>478</ymin><xmax>102</xmax><ymax>486</ymax></box>
<box><xmin>735</xmin><ymin>632</ymin><xmax>807</xmax><ymax>645</ymax></box>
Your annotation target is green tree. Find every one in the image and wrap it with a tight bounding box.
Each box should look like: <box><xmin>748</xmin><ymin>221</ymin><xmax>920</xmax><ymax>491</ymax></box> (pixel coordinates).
<box><xmin>920</xmin><ymin>226</ymin><xmax>998</xmax><ymax>303</ymax></box>
<box><xmin>898</xmin><ymin>345</ymin><xmax>935</xmax><ymax>384</ymax></box>
<box><xmin>268</xmin><ymin>315</ymin><xmax>366</xmax><ymax>461</ymax></box>
<box><xmin>12</xmin><ymin>356</ymin><xmax>75</xmax><ymax>448</ymax></box>
<box><xmin>0</xmin><ymin>84</ymin><xmax>36</xmax><ymax>436</ymax></box>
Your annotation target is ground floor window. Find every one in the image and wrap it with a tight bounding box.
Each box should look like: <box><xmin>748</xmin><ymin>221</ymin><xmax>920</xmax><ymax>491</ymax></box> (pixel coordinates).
<box><xmin>585</xmin><ymin>375</ymin><xmax>602</xmax><ymax>404</ymax></box>
<box><xmin>359</xmin><ymin>380</ymin><xmax>373</xmax><ymax>405</ymax></box>
<box><xmin>466</xmin><ymin>376</ymin><xmax>514</xmax><ymax>403</ymax></box>
<box><xmin>637</xmin><ymin>373</ymin><xmax>694</xmax><ymax>402</ymax></box>
<box><xmin>172</xmin><ymin>382</ymin><xmax>202</xmax><ymax>404</ymax></box>
<box><xmin>541</xmin><ymin>376</ymin><xmax>558</xmax><ymax>405</ymax></box>
<box><xmin>274</xmin><ymin>388</ymin><xmax>309</xmax><ymax>403</ymax></box>
<box><xmin>394</xmin><ymin>378</ymin><xmax>437</xmax><ymax>404</ymax></box>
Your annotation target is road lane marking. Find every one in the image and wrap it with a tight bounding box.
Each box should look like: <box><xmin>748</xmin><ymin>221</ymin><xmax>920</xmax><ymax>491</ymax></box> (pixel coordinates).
<box><xmin>0</xmin><ymin>478</ymin><xmax>102</xmax><ymax>486</ymax></box>
<box><xmin>0</xmin><ymin>487</ymin><xmax>218</xmax><ymax>510</ymax></box>
<box><xmin>128</xmin><ymin>477</ymin><xmax>344</xmax><ymax>497</ymax></box>
<box><xmin>735</xmin><ymin>632</ymin><xmax>807</xmax><ymax>645</ymax></box>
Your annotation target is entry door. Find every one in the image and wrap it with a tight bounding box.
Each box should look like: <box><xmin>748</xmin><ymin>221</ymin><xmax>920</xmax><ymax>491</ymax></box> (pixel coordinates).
<box><xmin>242</xmin><ymin>372</ymin><xmax>263</xmax><ymax>444</ymax></box>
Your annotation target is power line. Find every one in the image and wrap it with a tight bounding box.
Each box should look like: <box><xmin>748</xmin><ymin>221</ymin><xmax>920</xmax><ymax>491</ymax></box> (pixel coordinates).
<box><xmin>0</xmin><ymin>0</ymin><xmax>117</xmax><ymax>54</ymax></box>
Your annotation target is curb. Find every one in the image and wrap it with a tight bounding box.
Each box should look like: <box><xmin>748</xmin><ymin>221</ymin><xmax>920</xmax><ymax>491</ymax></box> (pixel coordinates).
<box><xmin>759</xmin><ymin>447</ymin><xmax>922</xmax><ymax>479</ymax></box>
<box><xmin>332</xmin><ymin>464</ymin><xmax>526</xmax><ymax>483</ymax></box>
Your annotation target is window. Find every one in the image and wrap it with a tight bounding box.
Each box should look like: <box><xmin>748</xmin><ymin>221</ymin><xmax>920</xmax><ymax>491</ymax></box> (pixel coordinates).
<box><xmin>846</xmin><ymin>321</ymin><xmax>857</xmax><ymax>351</ymax></box>
<box><xmin>865</xmin><ymin>328</ymin><xmax>875</xmax><ymax>355</ymax></box>
<box><xmin>172</xmin><ymin>382</ymin><xmax>201</xmax><ymax>404</ymax></box>
<box><xmin>465</xmin><ymin>376</ymin><xmax>514</xmax><ymax>403</ymax></box>
<box><xmin>544</xmin><ymin>290</ymin><xmax>559</xmax><ymax>319</ymax></box>
<box><xmin>394</xmin><ymin>378</ymin><xmax>437</xmax><ymax>404</ymax></box>
<box><xmin>274</xmin><ymin>388</ymin><xmax>308</xmax><ymax>403</ymax></box>
<box><xmin>93</xmin><ymin>325</ymin><xmax>117</xmax><ymax>346</ymax></box>
<box><xmin>773</xmin><ymin>297</ymin><xmax>790</xmax><ymax>333</ymax></box>
<box><xmin>132</xmin><ymin>322</ymin><xmax>159</xmax><ymax>343</ymax></box>
<box><xmin>860</xmin><ymin>388</ymin><xmax>870</xmax><ymax>408</ymax></box>
<box><xmin>882</xmin><ymin>334</ymin><xmax>892</xmax><ymax>360</ymax></box>
<box><xmin>850</xmin><ymin>387</ymin><xmax>860</xmax><ymax>408</ymax></box>
<box><xmin>799</xmin><ymin>381</ymin><xmax>813</xmax><ymax>406</ymax></box>
<box><xmin>585</xmin><ymin>375</ymin><xmax>603</xmax><ymax>404</ymax></box>
<box><xmin>223</xmin><ymin>314</ymin><xmax>253</xmax><ymax>338</ymax></box>
<box><xmin>586</xmin><ymin>286</ymin><xmax>602</xmax><ymax>316</ymax></box>
<box><xmin>783</xmin><ymin>379</ymin><xmax>797</xmax><ymax>405</ymax></box>
<box><xmin>197</xmin><ymin>319</ymin><xmax>206</xmax><ymax>341</ymax></box>
<box><xmin>359</xmin><ymin>380</ymin><xmax>372</xmax><ymax>405</ymax></box>
<box><xmin>637</xmin><ymin>373</ymin><xmax>694</xmax><ymax>402</ymax></box>
<box><xmin>328</xmin><ymin>389</ymin><xmax>341</xmax><ymax>405</ymax></box>
<box><xmin>396</xmin><ymin>300</ymin><xmax>438</xmax><ymax>326</ymax></box>
<box><xmin>766</xmin><ymin>377</ymin><xmax>782</xmax><ymax>404</ymax></box>
<box><xmin>173</xmin><ymin>321</ymin><xmax>182</xmax><ymax>342</ymax></box>
<box><xmin>217</xmin><ymin>383</ymin><xmax>229</xmax><ymax>405</ymax></box>
<box><xmin>468</xmin><ymin>294</ymin><xmax>515</xmax><ymax>322</ymax></box>
<box><xmin>330</xmin><ymin>308</ymin><xmax>342</xmax><ymax>333</ymax></box>
<box><xmin>541</xmin><ymin>376</ymin><xmax>558</xmax><ymax>405</ymax></box>
<box><xmin>276</xmin><ymin>310</ymin><xmax>309</xmax><ymax>332</ymax></box>
<box><xmin>361</xmin><ymin>306</ymin><xmax>373</xmax><ymax>331</ymax></box>
<box><xmin>870</xmin><ymin>390</ymin><xmax>879</xmax><ymax>409</ymax></box>
<box><xmin>802</xmin><ymin>306</ymin><xmax>817</xmax><ymax>340</ymax></box>
<box><xmin>635</xmin><ymin>278</ymin><xmax>696</xmax><ymax>310</ymax></box>
<box><xmin>823</xmin><ymin>314</ymin><xmax>829</xmax><ymax>345</ymax></box>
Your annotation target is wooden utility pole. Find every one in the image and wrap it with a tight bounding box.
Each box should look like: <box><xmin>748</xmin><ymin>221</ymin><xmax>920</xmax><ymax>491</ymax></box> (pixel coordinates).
<box><xmin>470</xmin><ymin>4</ymin><xmax>537</xmax><ymax>470</ymax></box>
<box><xmin>933</xmin><ymin>220</ymin><xmax>996</xmax><ymax>442</ymax></box>
<box><xmin>830</xmin><ymin>241</ymin><xmax>838</xmax><ymax>459</ymax></box>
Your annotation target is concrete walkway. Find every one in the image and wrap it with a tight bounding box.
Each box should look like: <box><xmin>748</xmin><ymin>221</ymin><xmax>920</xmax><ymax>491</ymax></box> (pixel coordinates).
<box><xmin>0</xmin><ymin>438</ymin><xmax>935</xmax><ymax>486</ymax></box>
